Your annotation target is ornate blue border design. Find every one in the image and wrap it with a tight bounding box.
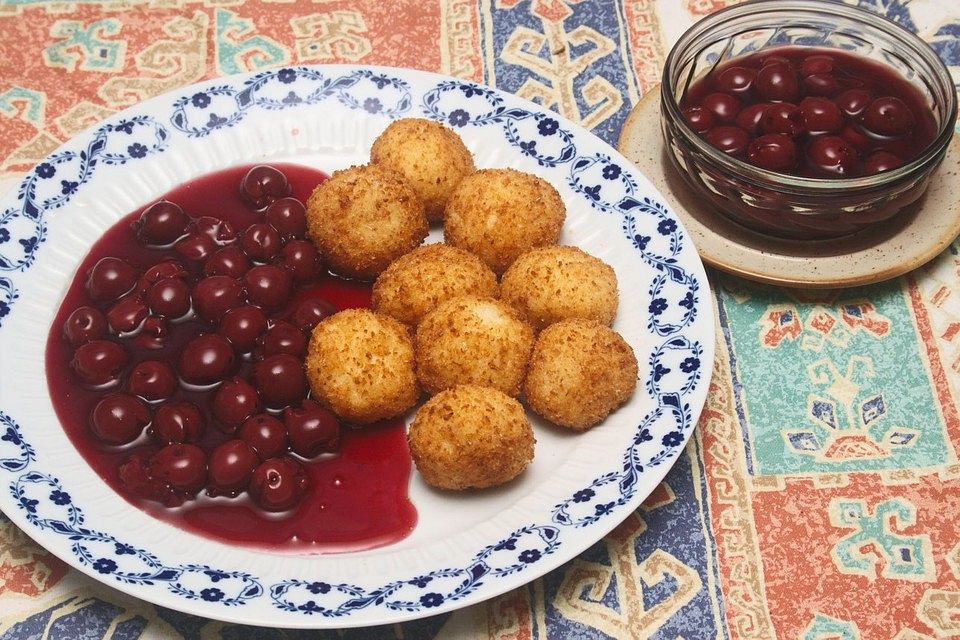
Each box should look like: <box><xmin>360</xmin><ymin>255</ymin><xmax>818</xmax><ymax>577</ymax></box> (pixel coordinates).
<box><xmin>0</xmin><ymin>67</ymin><xmax>709</xmax><ymax>620</ymax></box>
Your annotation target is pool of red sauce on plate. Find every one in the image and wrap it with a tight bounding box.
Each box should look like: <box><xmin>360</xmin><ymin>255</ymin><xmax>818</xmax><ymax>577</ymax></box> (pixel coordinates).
<box><xmin>45</xmin><ymin>163</ymin><xmax>418</xmax><ymax>553</ymax></box>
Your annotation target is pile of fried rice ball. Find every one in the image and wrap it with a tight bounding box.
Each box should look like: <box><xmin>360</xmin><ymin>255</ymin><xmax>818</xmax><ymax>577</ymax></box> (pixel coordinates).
<box><xmin>304</xmin><ymin>118</ymin><xmax>639</xmax><ymax>491</ymax></box>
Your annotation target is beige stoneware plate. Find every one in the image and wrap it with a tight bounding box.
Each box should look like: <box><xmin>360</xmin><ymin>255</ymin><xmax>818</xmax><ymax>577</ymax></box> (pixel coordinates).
<box><xmin>618</xmin><ymin>88</ymin><xmax>960</xmax><ymax>289</ymax></box>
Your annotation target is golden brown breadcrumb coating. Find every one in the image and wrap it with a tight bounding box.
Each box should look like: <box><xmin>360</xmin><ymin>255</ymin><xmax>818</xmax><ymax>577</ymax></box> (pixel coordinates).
<box><xmin>443</xmin><ymin>168</ymin><xmax>565</xmax><ymax>275</ymax></box>
<box><xmin>305</xmin><ymin>164</ymin><xmax>428</xmax><ymax>279</ymax></box>
<box><xmin>370</xmin><ymin>118</ymin><xmax>476</xmax><ymax>222</ymax></box>
<box><xmin>372</xmin><ymin>243</ymin><xmax>499</xmax><ymax>326</ymax></box>
<box><xmin>408</xmin><ymin>384</ymin><xmax>535</xmax><ymax>490</ymax></box>
<box><xmin>306</xmin><ymin>309</ymin><xmax>420</xmax><ymax>424</ymax></box>
<box><xmin>415</xmin><ymin>295</ymin><xmax>534</xmax><ymax>397</ymax></box>
<box><xmin>501</xmin><ymin>245</ymin><xmax>619</xmax><ymax>331</ymax></box>
<box><xmin>523</xmin><ymin>319</ymin><xmax>638</xmax><ymax>430</ymax></box>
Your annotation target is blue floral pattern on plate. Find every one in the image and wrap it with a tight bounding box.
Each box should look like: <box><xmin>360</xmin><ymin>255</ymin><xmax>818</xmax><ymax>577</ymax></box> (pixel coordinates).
<box><xmin>0</xmin><ymin>66</ymin><xmax>713</xmax><ymax>626</ymax></box>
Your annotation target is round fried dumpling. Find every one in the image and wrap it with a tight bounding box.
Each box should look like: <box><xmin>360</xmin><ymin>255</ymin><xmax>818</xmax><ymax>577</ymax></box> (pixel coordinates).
<box><xmin>501</xmin><ymin>245</ymin><xmax>618</xmax><ymax>331</ymax></box>
<box><xmin>306</xmin><ymin>309</ymin><xmax>419</xmax><ymax>424</ymax></box>
<box><xmin>370</xmin><ymin>118</ymin><xmax>476</xmax><ymax>222</ymax></box>
<box><xmin>415</xmin><ymin>295</ymin><xmax>534</xmax><ymax>397</ymax></box>
<box><xmin>305</xmin><ymin>164</ymin><xmax>428</xmax><ymax>279</ymax></box>
<box><xmin>524</xmin><ymin>319</ymin><xmax>638</xmax><ymax>430</ymax></box>
<box><xmin>443</xmin><ymin>169</ymin><xmax>565</xmax><ymax>275</ymax></box>
<box><xmin>408</xmin><ymin>385</ymin><xmax>535</xmax><ymax>490</ymax></box>
<box><xmin>372</xmin><ymin>243</ymin><xmax>498</xmax><ymax>326</ymax></box>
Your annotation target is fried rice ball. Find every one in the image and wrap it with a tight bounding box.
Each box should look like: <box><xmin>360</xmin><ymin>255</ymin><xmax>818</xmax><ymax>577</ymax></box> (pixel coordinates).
<box><xmin>501</xmin><ymin>245</ymin><xmax>619</xmax><ymax>331</ymax></box>
<box><xmin>372</xmin><ymin>243</ymin><xmax>499</xmax><ymax>326</ymax></box>
<box><xmin>370</xmin><ymin>118</ymin><xmax>476</xmax><ymax>222</ymax></box>
<box><xmin>305</xmin><ymin>164</ymin><xmax>428</xmax><ymax>279</ymax></box>
<box><xmin>415</xmin><ymin>295</ymin><xmax>534</xmax><ymax>397</ymax></box>
<box><xmin>444</xmin><ymin>169</ymin><xmax>565</xmax><ymax>275</ymax></box>
<box><xmin>408</xmin><ymin>385</ymin><xmax>535</xmax><ymax>490</ymax></box>
<box><xmin>524</xmin><ymin>319</ymin><xmax>638</xmax><ymax>430</ymax></box>
<box><xmin>306</xmin><ymin>309</ymin><xmax>420</xmax><ymax>424</ymax></box>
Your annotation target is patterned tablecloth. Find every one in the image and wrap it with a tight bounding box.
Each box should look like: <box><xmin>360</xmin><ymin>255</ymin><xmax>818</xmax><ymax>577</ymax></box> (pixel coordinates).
<box><xmin>2</xmin><ymin>0</ymin><xmax>960</xmax><ymax>638</ymax></box>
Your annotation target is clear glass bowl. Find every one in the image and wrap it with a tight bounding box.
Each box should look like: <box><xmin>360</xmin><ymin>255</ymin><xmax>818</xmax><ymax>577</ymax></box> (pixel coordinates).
<box><xmin>660</xmin><ymin>0</ymin><xmax>957</xmax><ymax>240</ymax></box>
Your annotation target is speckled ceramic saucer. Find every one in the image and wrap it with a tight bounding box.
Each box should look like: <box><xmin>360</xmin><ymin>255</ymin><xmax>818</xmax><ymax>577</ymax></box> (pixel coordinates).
<box><xmin>617</xmin><ymin>88</ymin><xmax>960</xmax><ymax>289</ymax></box>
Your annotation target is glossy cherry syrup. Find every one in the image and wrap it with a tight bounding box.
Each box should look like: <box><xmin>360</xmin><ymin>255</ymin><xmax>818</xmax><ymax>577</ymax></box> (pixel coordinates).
<box><xmin>45</xmin><ymin>164</ymin><xmax>417</xmax><ymax>552</ymax></box>
<box><xmin>681</xmin><ymin>46</ymin><xmax>938</xmax><ymax>178</ymax></box>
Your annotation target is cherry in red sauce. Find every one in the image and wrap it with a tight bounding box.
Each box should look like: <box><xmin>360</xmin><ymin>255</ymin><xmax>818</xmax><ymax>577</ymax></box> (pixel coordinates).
<box><xmin>240</xmin><ymin>165</ymin><xmax>291</xmax><ymax>210</ymax></box>
<box><xmin>128</xmin><ymin>360</ymin><xmax>177</xmax><ymax>401</ymax></box>
<box><xmin>241</xmin><ymin>223</ymin><xmax>281</xmax><ymax>262</ymax></box>
<box><xmin>90</xmin><ymin>393</ymin><xmax>151</xmax><ymax>445</ymax></box>
<box><xmin>178</xmin><ymin>333</ymin><xmax>235</xmax><ymax>386</ymax></box>
<box><xmin>681</xmin><ymin>46</ymin><xmax>938</xmax><ymax>177</ymax></box>
<box><xmin>87</xmin><ymin>257</ymin><xmax>138</xmax><ymax>302</ymax></box>
<box><xmin>192</xmin><ymin>275</ymin><xmax>245</xmax><ymax>323</ymax></box>
<box><xmin>252</xmin><ymin>354</ymin><xmax>308</xmax><ymax>410</ymax></box>
<box><xmin>212</xmin><ymin>378</ymin><xmax>260</xmax><ymax>432</ymax></box>
<box><xmin>146</xmin><ymin>277</ymin><xmax>191</xmax><ymax>318</ymax></box>
<box><xmin>64</xmin><ymin>306</ymin><xmax>108</xmax><ymax>346</ymax></box>
<box><xmin>134</xmin><ymin>201</ymin><xmax>190</xmax><ymax>246</ymax></box>
<box><xmin>248</xmin><ymin>457</ymin><xmax>308</xmax><ymax>512</ymax></box>
<box><xmin>747</xmin><ymin>134</ymin><xmax>797</xmax><ymax>172</ymax></box>
<box><xmin>284</xmin><ymin>400</ymin><xmax>340</xmax><ymax>459</ymax></box>
<box><xmin>244</xmin><ymin>265</ymin><xmax>292</xmax><ymax>310</ymax></box>
<box><xmin>208</xmin><ymin>439</ymin><xmax>259</xmax><ymax>496</ymax></box>
<box><xmin>46</xmin><ymin>164</ymin><xmax>416</xmax><ymax>552</ymax></box>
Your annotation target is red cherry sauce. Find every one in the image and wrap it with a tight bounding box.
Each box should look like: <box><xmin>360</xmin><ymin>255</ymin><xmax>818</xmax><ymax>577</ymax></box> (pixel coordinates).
<box><xmin>681</xmin><ymin>46</ymin><xmax>938</xmax><ymax>178</ymax></box>
<box><xmin>45</xmin><ymin>163</ymin><xmax>417</xmax><ymax>553</ymax></box>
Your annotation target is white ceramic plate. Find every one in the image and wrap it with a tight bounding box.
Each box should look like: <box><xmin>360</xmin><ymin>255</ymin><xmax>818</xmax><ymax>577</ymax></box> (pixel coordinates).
<box><xmin>0</xmin><ymin>65</ymin><xmax>713</xmax><ymax>627</ymax></box>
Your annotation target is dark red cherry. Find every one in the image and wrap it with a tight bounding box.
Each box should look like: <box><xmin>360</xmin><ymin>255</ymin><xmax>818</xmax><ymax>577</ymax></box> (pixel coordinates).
<box><xmin>704</xmin><ymin>126</ymin><xmax>750</xmax><ymax>156</ymax></box>
<box><xmin>135</xmin><ymin>316</ymin><xmax>169</xmax><ymax>350</ymax></box>
<box><xmin>204</xmin><ymin>246</ymin><xmax>250</xmax><ymax>279</ymax></box>
<box><xmin>194</xmin><ymin>216</ymin><xmax>237</xmax><ymax>247</ymax></box>
<box><xmin>244</xmin><ymin>265</ymin><xmax>292</xmax><ymax>310</ymax></box>
<box><xmin>208</xmin><ymin>440</ymin><xmax>260</xmax><ymax>496</ymax></box>
<box><xmin>291</xmin><ymin>298</ymin><xmax>335</xmax><ymax>332</ymax></box>
<box><xmin>274</xmin><ymin>240</ymin><xmax>322</xmax><ymax>282</ymax></box>
<box><xmin>107</xmin><ymin>295</ymin><xmax>149</xmax><ymax>334</ymax></box>
<box><xmin>90</xmin><ymin>393</ymin><xmax>150</xmax><ymax>445</ymax></box>
<box><xmin>178</xmin><ymin>334</ymin><xmax>235</xmax><ymax>386</ymax></box>
<box><xmin>803</xmin><ymin>74</ymin><xmax>841</xmax><ymax>97</ymax></box>
<box><xmin>212</xmin><ymin>378</ymin><xmax>261</xmax><ymax>432</ymax></box>
<box><xmin>137</xmin><ymin>261</ymin><xmax>188</xmax><ymax>295</ymax></box>
<box><xmin>147</xmin><ymin>277</ymin><xmax>192</xmax><ymax>318</ymax></box>
<box><xmin>864</xmin><ymin>150</ymin><xmax>903</xmax><ymax>174</ymax></box>
<box><xmin>840</xmin><ymin>124</ymin><xmax>872</xmax><ymax>152</ymax></box>
<box><xmin>239</xmin><ymin>414</ymin><xmax>288</xmax><ymax>459</ymax></box>
<box><xmin>807</xmin><ymin>136</ymin><xmax>860</xmax><ymax>177</ymax></box>
<box><xmin>134</xmin><ymin>200</ymin><xmax>190</xmax><ymax>246</ymax></box>
<box><xmin>149</xmin><ymin>444</ymin><xmax>207</xmax><ymax>494</ymax></box>
<box><xmin>265</xmin><ymin>198</ymin><xmax>308</xmax><ymax>240</ymax></box>
<box><xmin>259</xmin><ymin>321</ymin><xmax>307</xmax><ymax>358</ymax></box>
<box><xmin>240</xmin><ymin>165</ymin><xmax>291</xmax><ymax>210</ymax></box>
<box><xmin>220</xmin><ymin>305</ymin><xmax>268</xmax><ymax>352</ymax></box>
<box><xmin>128</xmin><ymin>360</ymin><xmax>177</xmax><ymax>401</ymax></box>
<box><xmin>152</xmin><ymin>401</ymin><xmax>205</xmax><ymax>443</ymax></box>
<box><xmin>747</xmin><ymin>134</ymin><xmax>797</xmax><ymax>172</ymax></box>
<box><xmin>252</xmin><ymin>353</ymin><xmax>308</xmax><ymax>409</ymax></box>
<box><xmin>174</xmin><ymin>233</ymin><xmax>215</xmax><ymax>261</ymax></box>
<box><xmin>71</xmin><ymin>339</ymin><xmax>128</xmax><ymax>386</ymax></box>
<box><xmin>86</xmin><ymin>257</ymin><xmax>137</xmax><ymax>302</ymax></box>
<box><xmin>248</xmin><ymin>457</ymin><xmax>308</xmax><ymax>511</ymax></box>
<box><xmin>192</xmin><ymin>276</ymin><xmax>245</xmax><ymax>323</ymax></box>
<box><xmin>715</xmin><ymin>66</ymin><xmax>756</xmax><ymax>96</ymax></box>
<box><xmin>862</xmin><ymin>96</ymin><xmax>915</xmax><ymax>136</ymax></box>
<box><xmin>760</xmin><ymin>103</ymin><xmax>802</xmax><ymax>137</ymax></box>
<box><xmin>798</xmin><ymin>97</ymin><xmax>843</xmax><ymax>134</ymax></box>
<box><xmin>241</xmin><ymin>223</ymin><xmax>281</xmax><ymax>262</ymax></box>
<box><xmin>283</xmin><ymin>400</ymin><xmax>340</xmax><ymax>459</ymax></box>
<box><xmin>64</xmin><ymin>306</ymin><xmax>107</xmax><ymax>346</ymax></box>
<box><xmin>118</xmin><ymin>453</ymin><xmax>180</xmax><ymax>507</ymax></box>
<box><xmin>756</xmin><ymin>63</ymin><xmax>799</xmax><ymax>102</ymax></box>
<box><xmin>800</xmin><ymin>55</ymin><xmax>834</xmax><ymax>77</ymax></box>
<box><xmin>735</xmin><ymin>103</ymin><xmax>769</xmax><ymax>134</ymax></box>
<box><xmin>836</xmin><ymin>89</ymin><xmax>873</xmax><ymax>118</ymax></box>
<box><xmin>701</xmin><ymin>92</ymin><xmax>742</xmax><ymax>123</ymax></box>
<box><xmin>682</xmin><ymin>106</ymin><xmax>713</xmax><ymax>134</ymax></box>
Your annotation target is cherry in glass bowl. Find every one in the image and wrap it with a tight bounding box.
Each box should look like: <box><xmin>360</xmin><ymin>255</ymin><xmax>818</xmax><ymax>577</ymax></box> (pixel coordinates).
<box><xmin>660</xmin><ymin>0</ymin><xmax>957</xmax><ymax>240</ymax></box>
